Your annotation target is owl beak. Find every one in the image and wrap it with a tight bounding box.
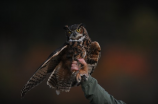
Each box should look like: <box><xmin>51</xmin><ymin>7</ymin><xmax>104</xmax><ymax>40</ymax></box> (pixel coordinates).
<box><xmin>69</xmin><ymin>32</ymin><xmax>77</xmax><ymax>40</ymax></box>
<box><xmin>72</xmin><ymin>32</ymin><xmax>77</xmax><ymax>37</ymax></box>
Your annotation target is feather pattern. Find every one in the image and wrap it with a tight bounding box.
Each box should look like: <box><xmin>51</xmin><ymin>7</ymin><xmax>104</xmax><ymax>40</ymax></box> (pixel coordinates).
<box><xmin>21</xmin><ymin>45</ymin><xmax>67</xmax><ymax>97</ymax></box>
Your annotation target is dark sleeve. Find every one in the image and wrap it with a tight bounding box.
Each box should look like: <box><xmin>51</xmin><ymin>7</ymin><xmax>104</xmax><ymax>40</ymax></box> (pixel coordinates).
<box><xmin>81</xmin><ymin>75</ymin><xmax>126</xmax><ymax>104</ymax></box>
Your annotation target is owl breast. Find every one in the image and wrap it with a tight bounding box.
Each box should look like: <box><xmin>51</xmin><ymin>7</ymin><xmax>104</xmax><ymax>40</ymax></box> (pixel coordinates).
<box><xmin>68</xmin><ymin>41</ymin><xmax>86</xmax><ymax>60</ymax></box>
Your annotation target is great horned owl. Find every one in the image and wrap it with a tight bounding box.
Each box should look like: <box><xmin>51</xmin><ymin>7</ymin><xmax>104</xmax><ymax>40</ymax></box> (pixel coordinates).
<box><xmin>21</xmin><ymin>23</ymin><xmax>101</xmax><ymax>97</ymax></box>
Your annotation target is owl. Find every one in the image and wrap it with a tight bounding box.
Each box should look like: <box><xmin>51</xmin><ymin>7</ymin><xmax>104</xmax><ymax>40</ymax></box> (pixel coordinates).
<box><xmin>21</xmin><ymin>23</ymin><xmax>101</xmax><ymax>97</ymax></box>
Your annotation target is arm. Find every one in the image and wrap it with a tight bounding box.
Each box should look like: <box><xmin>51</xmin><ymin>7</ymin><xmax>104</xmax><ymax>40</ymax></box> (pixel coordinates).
<box><xmin>81</xmin><ymin>75</ymin><xmax>126</xmax><ymax>104</ymax></box>
<box><xmin>71</xmin><ymin>59</ymin><xmax>126</xmax><ymax>104</ymax></box>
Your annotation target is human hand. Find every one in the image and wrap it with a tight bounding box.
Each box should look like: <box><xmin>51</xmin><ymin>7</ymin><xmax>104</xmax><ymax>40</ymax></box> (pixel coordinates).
<box><xmin>71</xmin><ymin>59</ymin><xmax>89</xmax><ymax>82</ymax></box>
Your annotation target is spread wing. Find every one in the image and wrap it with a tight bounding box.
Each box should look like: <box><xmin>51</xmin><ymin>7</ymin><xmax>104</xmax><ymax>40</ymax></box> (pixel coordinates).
<box><xmin>21</xmin><ymin>44</ymin><xmax>68</xmax><ymax>97</ymax></box>
<box><xmin>87</xmin><ymin>41</ymin><xmax>101</xmax><ymax>74</ymax></box>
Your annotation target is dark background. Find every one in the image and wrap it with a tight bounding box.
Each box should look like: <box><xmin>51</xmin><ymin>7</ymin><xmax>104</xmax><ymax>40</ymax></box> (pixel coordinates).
<box><xmin>0</xmin><ymin>0</ymin><xmax>158</xmax><ymax>104</ymax></box>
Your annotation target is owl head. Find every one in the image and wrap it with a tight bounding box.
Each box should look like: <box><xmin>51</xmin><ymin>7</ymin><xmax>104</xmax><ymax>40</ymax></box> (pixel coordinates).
<box><xmin>64</xmin><ymin>23</ymin><xmax>90</xmax><ymax>43</ymax></box>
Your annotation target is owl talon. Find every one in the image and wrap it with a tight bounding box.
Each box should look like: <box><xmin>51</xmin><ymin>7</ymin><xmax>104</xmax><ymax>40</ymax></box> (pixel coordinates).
<box><xmin>77</xmin><ymin>78</ymin><xmax>81</xmax><ymax>83</ymax></box>
<box><xmin>85</xmin><ymin>76</ymin><xmax>88</xmax><ymax>81</ymax></box>
<box><xmin>81</xmin><ymin>74</ymin><xmax>89</xmax><ymax>81</ymax></box>
<box><xmin>76</xmin><ymin>73</ymin><xmax>81</xmax><ymax>83</ymax></box>
<box><xmin>86</xmin><ymin>78</ymin><xmax>88</xmax><ymax>81</ymax></box>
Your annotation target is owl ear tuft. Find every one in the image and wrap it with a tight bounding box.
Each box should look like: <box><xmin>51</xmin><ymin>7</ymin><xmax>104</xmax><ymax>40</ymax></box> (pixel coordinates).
<box><xmin>78</xmin><ymin>23</ymin><xmax>83</xmax><ymax>28</ymax></box>
<box><xmin>78</xmin><ymin>23</ymin><xmax>86</xmax><ymax>29</ymax></box>
<box><xmin>63</xmin><ymin>25</ymin><xmax>70</xmax><ymax>30</ymax></box>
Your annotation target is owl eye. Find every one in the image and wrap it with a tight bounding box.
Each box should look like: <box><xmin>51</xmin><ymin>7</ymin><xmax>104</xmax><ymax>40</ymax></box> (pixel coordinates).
<box><xmin>76</xmin><ymin>28</ymin><xmax>81</xmax><ymax>32</ymax></box>
<box><xmin>68</xmin><ymin>31</ymin><xmax>72</xmax><ymax>34</ymax></box>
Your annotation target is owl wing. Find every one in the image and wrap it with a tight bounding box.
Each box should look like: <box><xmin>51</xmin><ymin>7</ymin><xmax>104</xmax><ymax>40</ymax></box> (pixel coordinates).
<box><xmin>87</xmin><ymin>41</ymin><xmax>101</xmax><ymax>74</ymax></box>
<box><xmin>21</xmin><ymin>44</ymin><xmax>68</xmax><ymax>97</ymax></box>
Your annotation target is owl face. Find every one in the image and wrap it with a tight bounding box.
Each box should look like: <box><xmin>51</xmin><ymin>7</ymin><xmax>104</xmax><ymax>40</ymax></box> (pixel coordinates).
<box><xmin>64</xmin><ymin>23</ymin><xmax>86</xmax><ymax>42</ymax></box>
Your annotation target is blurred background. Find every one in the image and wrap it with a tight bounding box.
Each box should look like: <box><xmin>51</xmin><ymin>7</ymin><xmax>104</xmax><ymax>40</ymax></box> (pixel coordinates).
<box><xmin>0</xmin><ymin>0</ymin><xmax>158</xmax><ymax>104</ymax></box>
